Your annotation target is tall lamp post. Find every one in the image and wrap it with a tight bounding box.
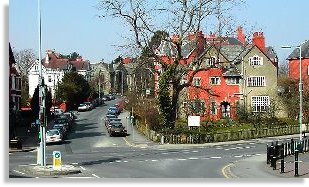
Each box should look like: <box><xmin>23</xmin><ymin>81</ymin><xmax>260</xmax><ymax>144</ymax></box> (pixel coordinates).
<box><xmin>282</xmin><ymin>41</ymin><xmax>307</xmax><ymax>144</ymax></box>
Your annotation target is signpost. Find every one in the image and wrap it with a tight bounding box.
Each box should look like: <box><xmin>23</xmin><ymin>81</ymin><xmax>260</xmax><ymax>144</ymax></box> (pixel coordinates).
<box><xmin>188</xmin><ymin>116</ymin><xmax>201</xmax><ymax>132</ymax></box>
<box><xmin>53</xmin><ymin>151</ymin><xmax>62</xmax><ymax>170</ymax></box>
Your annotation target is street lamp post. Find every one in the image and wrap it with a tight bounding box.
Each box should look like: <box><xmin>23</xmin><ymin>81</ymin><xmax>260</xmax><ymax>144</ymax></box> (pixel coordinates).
<box><xmin>99</xmin><ymin>70</ymin><xmax>101</xmax><ymax>100</ymax></box>
<box><xmin>282</xmin><ymin>41</ymin><xmax>307</xmax><ymax>144</ymax></box>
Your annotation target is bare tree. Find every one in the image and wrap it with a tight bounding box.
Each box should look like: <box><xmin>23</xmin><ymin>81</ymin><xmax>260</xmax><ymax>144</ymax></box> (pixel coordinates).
<box><xmin>97</xmin><ymin>0</ymin><xmax>244</xmax><ymax>129</ymax></box>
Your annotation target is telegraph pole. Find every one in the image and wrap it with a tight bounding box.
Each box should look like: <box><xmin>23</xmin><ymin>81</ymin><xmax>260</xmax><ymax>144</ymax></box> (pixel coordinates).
<box><xmin>37</xmin><ymin>0</ymin><xmax>46</xmax><ymax>166</ymax></box>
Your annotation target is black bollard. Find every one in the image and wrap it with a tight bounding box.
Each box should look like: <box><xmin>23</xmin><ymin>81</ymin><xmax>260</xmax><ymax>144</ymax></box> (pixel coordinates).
<box><xmin>291</xmin><ymin>139</ymin><xmax>294</xmax><ymax>155</ymax></box>
<box><xmin>280</xmin><ymin>143</ymin><xmax>284</xmax><ymax>173</ymax></box>
<box><xmin>295</xmin><ymin>150</ymin><xmax>299</xmax><ymax>177</ymax></box>
<box><xmin>267</xmin><ymin>144</ymin><xmax>270</xmax><ymax>164</ymax></box>
<box><xmin>269</xmin><ymin>145</ymin><xmax>274</xmax><ymax>167</ymax></box>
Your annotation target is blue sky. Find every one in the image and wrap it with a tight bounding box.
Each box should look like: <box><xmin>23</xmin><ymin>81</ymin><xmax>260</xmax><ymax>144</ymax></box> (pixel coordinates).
<box><xmin>8</xmin><ymin>0</ymin><xmax>309</xmax><ymax>64</ymax></box>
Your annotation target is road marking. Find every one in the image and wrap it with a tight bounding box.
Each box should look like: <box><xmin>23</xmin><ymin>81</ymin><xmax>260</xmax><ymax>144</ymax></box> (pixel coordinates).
<box><xmin>222</xmin><ymin>163</ymin><xmax>238</xmax><ymax>178</ymax></box>
<box><xmin>224</xmin><ymin>149</ymin><xmax>230</xmax><ymax>151</ymax></box>
<box><xmin>188</xmin><ymin>157</ymin><xmax>199</xmax><ymax>160</ymax></box>
<box><xmin>192</xmin><ymin>150</ymin><xmax>199</xmax><ymax>153</ymax></box>
<box><xmin>123</xmin><ymin>137</ymin><xmax>134</xmax><ymax>147</ymax></box>
<box><xmin>183</xmin><ymin>152</ymin><xmax>190</xmax><ymax>154</ymax></box>
<box><xmin>249</xmin><ymin>142</ymin><xmax>255</xmax><ymax>145</ymax></box>
<box><xmin>80</xmin><ymin>166</ymin><xmax>86</xmax><ymax>171</ymax></box>
<box><xmin>230</xmin><ymin>147</ymin><xmax>237</xmax><ymax>150</ymax></box>
<box><xmin>245</xmin><ymin>146</ymin><xmax>251</xmax><ymax>149</ymax></box>
<box><xmin>116</xmin><ymin>160</ymin><xmax>122</xmax><ymax>163</ymax></box>
<box><xmin>71</xmin><ymin>163</ymin><xmax>79</xmax><ymax>165</ymax></box>
<box><xmin>13</xmin><ymin>170</ymin><xmax>25</xmax><ymax>175</ymax></box>
<box><xmin>151</xmin><ymin>160</ymin><xmax>158</xmax><ymax>162</ymax></box>
<box><xmin>161</xmin><ymin>152</ymin><xmax>169</xmax><ymax>155</ymax></box>
<box><xmin>210</xmin><ymin>156</ymin><xmax>222</xmax><ymax>159</ymax></box>
<box><xmin>177</xmin><ymin>158</ymin><xmax>187</xmax><ymax>161</ymax></box>
<box><xmin>92</xmin><ymin>174</ymin><xmax>100</xmax><ymax>178</ymax></box>
<box><xmin>255</xmin><ymin>153</ymin><xmax>262</xmax><ymax>156</ymax></box>
<box><xmin>234</xmin><ymin>155</ymin><xmax>243</xmax><ymax>158</ymax></box>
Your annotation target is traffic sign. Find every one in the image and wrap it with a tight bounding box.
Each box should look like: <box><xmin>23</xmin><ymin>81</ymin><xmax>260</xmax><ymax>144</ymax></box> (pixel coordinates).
<box><xmin>53</xmin><ymin>151</ymin><xmax>62</xmax><ymax>170</ymax></box>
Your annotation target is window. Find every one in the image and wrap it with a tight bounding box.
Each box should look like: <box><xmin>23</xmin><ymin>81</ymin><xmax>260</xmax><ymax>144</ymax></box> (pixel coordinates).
<box><xmin>226</xmin><ymin>77</ymin><xmax>240</xmax><ymax>85</ymax></box>
<box><xmin>181</xmin><ymin>75</ymin><xmax>188</xmax><ymax>84</ymax></box>
<box><xmin>251</xmin><ymin>96</ymin><xmax>269</xmax><ymax>112</ymax></box>
<box><xmin>34</xmin><ymin>65</ymin><xmax>38</xmax><ymax>70</ymax></box>
<box><xmin>48</xmin><ymin>75</ymin><xmax>52</xmax><ymax>82</ymax></box>
<box><xmin>15</xmin><ymin>77</ymin><xmax>21</xmax><ymax>90</ymax></box>
<box><xmin>210</xmin><ymin>77</ymin><xmax>220</xmax><ymax>85</ymax></box>
<box><xmin>193</xmin><ymin>77</ymin><xmax>201</xmax><ymax>86</ymax></box>
<box><xmin>247</xmin><ymin>76</ymin><xmax>265</xmax><ymax>87</ymax></box>
<box><xmin>210</xmin><ymin>101</ymin><xmax>217</xmax><ymax>115</ymax></box>
<box><xmin>209</xmin><ymin>56</ymin><xmax>217</xmax><ymax>66</ymax></box>
<box><xmin>249</xmin><ymin>55</ymin><xmax>263</xmax><ymax>66</ymax></box>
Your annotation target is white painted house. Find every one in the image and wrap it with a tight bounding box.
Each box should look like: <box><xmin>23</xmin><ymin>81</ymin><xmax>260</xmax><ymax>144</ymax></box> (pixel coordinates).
<box><xmin>28</xmin><ymin>50</ymin><xmax>91</xmax><ymax>98</ymax></box>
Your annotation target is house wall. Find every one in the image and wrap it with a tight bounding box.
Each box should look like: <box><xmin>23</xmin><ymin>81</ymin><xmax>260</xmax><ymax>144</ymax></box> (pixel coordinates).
<box><xmin>289</xmin><ymin>58</ymin><xmax>309</xmax><ymax>83</ymax></box>
<box><xmin>240</xmin><ymin>46</ymin><xmax>278</xmax><ymax>112</ymax></box>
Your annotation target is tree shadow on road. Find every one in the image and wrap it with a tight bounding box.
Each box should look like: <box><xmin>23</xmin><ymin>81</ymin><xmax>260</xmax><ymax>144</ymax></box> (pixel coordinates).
<box><xmin>78</xmin><ymin>157</ymin><xmax>122</xmax><ymax>166</ymax></box>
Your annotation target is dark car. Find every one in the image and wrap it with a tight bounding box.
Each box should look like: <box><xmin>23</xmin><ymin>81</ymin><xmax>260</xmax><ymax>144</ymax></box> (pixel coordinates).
<box><xmin>108</xmin><ymin>122</ymin><xmax>127</xmax><ymax>137</ymax></box>
<box><xmin>105</xmin><ymin>118</ymin><xmax>122</xmax><ymax>129</ymax></box>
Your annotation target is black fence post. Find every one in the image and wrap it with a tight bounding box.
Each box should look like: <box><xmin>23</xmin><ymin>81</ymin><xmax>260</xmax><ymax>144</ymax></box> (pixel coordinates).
<box><xmin>291</xmin><ymin>138</ymin><xmax>294</xmax><ymax>155</ymax></box>
<box><xmin>267</xmin><ymin>144</ymin><xmax>270</xmax><ymax>164</ymax></box>
<box><xmin>280</xmin><ymin>143</ymin><xmax>284</xmax><ymax>173</ymax></box>
<box><xmin>294</xmin><ymin>149</ymin><xmax>299</xmax><ymax>177</ymax></box>
<box><xmin>285</xmin><ymin>142</ymin><xmax>288</xmax><ymax>157</ymax></box>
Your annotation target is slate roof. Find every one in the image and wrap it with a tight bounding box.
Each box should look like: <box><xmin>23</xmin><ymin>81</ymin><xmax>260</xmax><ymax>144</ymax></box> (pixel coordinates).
<box><xmin>220</xmin><ymin>45</ymin><xmax>245</xmax><ymax>61</ymax></box>
<box><xmin>288</xmin><ymin>40</ymin><xmax>309</xmax><ymax>59</ymax></box>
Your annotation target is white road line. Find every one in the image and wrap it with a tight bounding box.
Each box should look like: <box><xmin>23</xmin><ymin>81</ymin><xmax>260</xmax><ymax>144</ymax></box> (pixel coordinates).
<box><xmin>80</xmin><ymin>166</ymin><xmax>86</xmax><ymax>171</ymax></box>
<box><xmin>192</xmin><ymin>150</ymin><xmax>199</xmax><ymax>153</ymax></box>
<box><xmin>13</xmin><ymin>170</ymin><xmax>25</xmax><ymax>175</ymax></box>
<box><xmin>249</xmin><ymin>142</ymin><xmax>255</xmax><ymax>145</ymax></box>
<box><xmin>123</xmin><ymin>161</ymin><xmax>128</xmax><ymax>163</ymax></box>
<box><xmin>245</xmin><ymin>146</ymin><xmax>251</xmax><ymax>149</ymax></box>
<box><xmin>188</xmin><ymin>157</ymin><xmax>199</xmax><ymax>160</ymax></box>
<box><xmin>116</xmin><ymin>160</ymin><xmax>122</xmax><ymax>163</ymax></box>
<box><xmin>161</xmin><ymin>152</ymin><xmax>169</xmax><ymax>155</ymax></box>
<box><xmin>183</xmin><ymin>152</ymin><xmax>190</xmax><ymax>154</ymax></box>
<box><xmin>92</xmin><ymin>174</ymin><xmax>100</xmax><ymax>178</ymax></box>
<box><xmin>151</xmin><ymin>160</ymin><xmax>158</xmax><ymax>162</ymax></box>
<box><xmin>210</xmin><ymin>156</ymin><xmax>222</xmax><ymax>159</ymax></box>
<box><xmin>71</xmin><ymin>163</ymin><xmax>79</xmax><ymax>165</ymax></box>
<box><xmin>234</xmin><ymin>155</ymin><xmax>243</xmax><ymax>158</ymax></box>
<box><xmin>237</xmin><ymin>144</ymin><xmax>243</xmax><ymax>146</ymax></box>
<box><xmin>177</xmin><ymin>158</ymin><xmax>187</xmax><ymax>161</ymax></box>
<box><xmin>224</xmin><ymin>149</ymin><xmax>230</xmax><ymax>151</ymax></box>
<box><xmin>230</xmin><ymin>147</ymin><xmax>237</xmax><ymax>150</ymax></box>
<box><xmin>255</xmin><ymin>153</ymin><xmax>262</xmax><ymax>156</ymax></box>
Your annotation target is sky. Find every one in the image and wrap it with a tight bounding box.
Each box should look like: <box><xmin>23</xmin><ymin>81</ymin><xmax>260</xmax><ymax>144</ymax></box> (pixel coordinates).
<box><xmin>8</xmin><ymin>0</ymin><xmax>309</xmax><ymax>65</ymax></box>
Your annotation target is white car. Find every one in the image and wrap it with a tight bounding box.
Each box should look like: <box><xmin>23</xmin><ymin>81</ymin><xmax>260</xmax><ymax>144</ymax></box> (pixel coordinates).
<box><xmin>46</xmin><ymin>129</ymin><xmax>63</xmax><ymax>143</ymax></box>
<box><xmin>78</xmin><ymin>103</ymin><xmax>88</xmax><ymax>111</ymax></box>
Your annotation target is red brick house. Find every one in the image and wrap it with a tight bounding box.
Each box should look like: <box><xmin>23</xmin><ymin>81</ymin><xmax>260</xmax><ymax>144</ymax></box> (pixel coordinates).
<box><xmin>288</xmin><ymin>40</ymin><xmax>309</xmax><ymax>85</ymax></box>
<box><xmin>154</xmin><ymin>27</ymin><xmax>278</xmax><ymax>121</ymax></box>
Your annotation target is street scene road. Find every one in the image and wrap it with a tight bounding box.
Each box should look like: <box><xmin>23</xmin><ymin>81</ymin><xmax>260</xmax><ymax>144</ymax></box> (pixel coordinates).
<box><xmin>9</xmin><ymin>97</ymin><xmax>308</xmax><ymax>178</ymax></box>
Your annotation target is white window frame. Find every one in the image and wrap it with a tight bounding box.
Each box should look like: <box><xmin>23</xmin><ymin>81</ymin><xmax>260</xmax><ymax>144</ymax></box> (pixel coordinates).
<box><xmin>209</xmin><ymin>56</ymin><xmax>217</xmax><ymax>66</ymax></box>
<box><xmin>226</xmin><ymin>77</ymin><xmax>240</xmax><ymax>85</ymax></box>
<box><xmin>307</xmin><ymin>65</ymin><xmax>309</xmax><ymax>75</ymax></box>
<box><xmin>247</xmin><ymin>76</ymin><xmax>265</xmax><ymax>87</ymax></box>
<box><xmin>249</xmin><ymin>55</ymin><xmax>263</xmax><ymax>66</ymax></box>
<box><xmin>251</xmin><ymin>96</ymin><xmax>270</xmax><ymax>112</ymax></box>
<box><xmin>210</xmin><ymin>77</ymin><xmax>220</xmax><ymax>85</ymax></box>
<box><xmin>193</xmin><ymin>77</ymin><xmax>201</xmax><ymax>87</ymax></box>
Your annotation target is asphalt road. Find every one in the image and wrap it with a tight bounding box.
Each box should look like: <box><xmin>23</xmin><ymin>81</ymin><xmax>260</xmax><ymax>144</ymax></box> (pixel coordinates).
<box><xmin>9</xmin><ymin>97</ymin><xmax>297</xmax><ymax>178</ymax></box>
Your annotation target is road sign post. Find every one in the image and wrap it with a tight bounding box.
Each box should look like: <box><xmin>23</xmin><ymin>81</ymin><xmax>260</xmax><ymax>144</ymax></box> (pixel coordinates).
<box><xmin>53</xmin><ymin>151</ymin><xmax>62</xmax><ymax>170</ymax></box>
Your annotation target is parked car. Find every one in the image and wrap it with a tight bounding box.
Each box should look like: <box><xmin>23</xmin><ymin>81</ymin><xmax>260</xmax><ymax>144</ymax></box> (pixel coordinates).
<box><xmin>102</xmin><ymin>95</ymin><xmax>109</xmax><ymax>101</ymax></box>
<box><xmin>84</xmin><ymin>102</ymin><xmax>94</xmax><ymax>110</ymax></box>
<box><xmin>107</xmin><ymin>94</ymin><xmax>115</xmax><ymax>100</ymax></box>
<box><xmin>46</xmin><ymin>129</ymin><xmax>63</xmax><ymax>144</ymax></box>
<box><xmin>54</xmin><ymin>117</ymin><xmax>70</xmax><ymax>130</ymax></box>
<box><xmin>108</xmin><ymin>122</ymin><xmax>127</xmax><ymax>137</ymax></box>
<box><xmin>78</xmin><ymin>103</ymin><xmax>88</xmax><ymax>112</ymax></box>
<box><xmin>105</xmin><ymin>118</ymin><xmax>122</xmax><ymax>129</ymax></box>
<box><xmin>53</xmin><ymin>124</ymin><xmax>67</xmax><ymax>138</ymax></box>
<box><xmin>107</xmin><ymin>106</ymin><xmax>120</xmax><ymax>115</ymax></box>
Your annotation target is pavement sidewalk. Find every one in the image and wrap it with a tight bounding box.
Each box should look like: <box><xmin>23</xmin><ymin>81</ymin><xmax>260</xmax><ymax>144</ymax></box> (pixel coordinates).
<box><xmin>224</xmin><ymin>152</ymin><xmax>309</xmax><ymax>178</ymax></box>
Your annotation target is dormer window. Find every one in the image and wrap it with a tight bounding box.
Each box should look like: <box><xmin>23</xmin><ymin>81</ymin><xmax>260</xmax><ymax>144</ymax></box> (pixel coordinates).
<box><xmin>209</xmin><ymin>56</ymin><xmax>217</xmax><ymax>66</ymax></box>
<box><xmin>249</xmin><ymin>55</ymin><xmax>263</xmax><ymax>66</ymax></box>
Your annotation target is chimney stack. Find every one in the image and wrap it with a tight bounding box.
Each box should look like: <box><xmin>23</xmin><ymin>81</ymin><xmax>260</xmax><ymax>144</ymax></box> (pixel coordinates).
<box><xmin>237</xmin><ymin>26</ymin><xmax>245</xmax><ymax>45</ymax></box>
<box><xmin>252</xmin><ymin>32</ymin><xmax>266</xmax><ymax>52</ymax></box>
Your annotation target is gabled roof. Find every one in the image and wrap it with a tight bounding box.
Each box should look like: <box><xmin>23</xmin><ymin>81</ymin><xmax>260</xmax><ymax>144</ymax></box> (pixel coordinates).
<box><xmin>288</xmin><ymin>40</ymin><xmax>309</xmax><ymax>59</ymax></box>
<box><xmin>41</xmin><ymin>51</ymin><xmax>90</xmax><ymax>71</ymax></box>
